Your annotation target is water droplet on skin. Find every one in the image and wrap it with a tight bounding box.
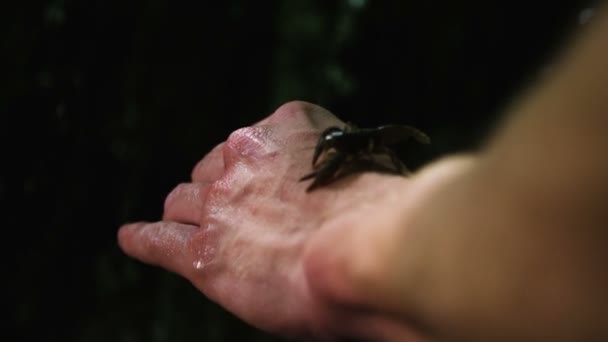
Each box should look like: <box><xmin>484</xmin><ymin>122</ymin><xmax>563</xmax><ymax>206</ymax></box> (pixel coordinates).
<box><xmin>193</xmin><ymin>260</ymin><xmax>205</xmax><ymax>270</ymax></box>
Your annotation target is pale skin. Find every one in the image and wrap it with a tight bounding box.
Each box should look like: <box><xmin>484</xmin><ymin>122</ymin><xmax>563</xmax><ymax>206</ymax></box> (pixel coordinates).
<box><xmin>118</xmin><ymin>8</ymin><xmax>608</xmax><ymax>341</ymax></box>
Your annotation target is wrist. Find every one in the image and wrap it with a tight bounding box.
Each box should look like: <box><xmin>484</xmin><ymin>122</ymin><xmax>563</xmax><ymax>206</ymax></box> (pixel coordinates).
<box><xmin>302</xmin><ymin>172</ymin><xmax>433</xmax><ymax>340</ymax></box>
<box><xmin>303</xmin><ymin>173</ymin><xmax>411</xmax><ymax>304</ymax></box>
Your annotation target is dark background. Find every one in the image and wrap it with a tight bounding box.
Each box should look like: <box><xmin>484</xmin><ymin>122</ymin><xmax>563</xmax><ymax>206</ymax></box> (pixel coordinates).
<box><xmin>8</xmin><ymin>1</ymin><xmax>596</xmax><ymax>341</ymax></box>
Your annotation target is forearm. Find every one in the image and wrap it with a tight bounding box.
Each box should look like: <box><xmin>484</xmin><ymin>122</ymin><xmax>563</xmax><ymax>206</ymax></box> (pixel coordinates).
<box><xmin>304</xmin><ymin>8</ymin><xmax>608</xmax><ymax>340</ymax></box>
<box><xmin>395</xmin><ymin>156</ymin><xmax>608</xmax><ymax>340</ymax></box>
<box><xmin>400</xmin><ymin>9</ymin><xmax>608</xmax><ymax>338</ymax></box>
<box><xmin>327</xmin><ymin>155</ymin><xmax>607</xmax><ymax>340</ymax></box>
<box><xmin>396</xmin><ymin>7</ymin><xmax>608</xmax><ymax>339</ymax></box>
<box><xmin>484</xmin><ymin>6</ymin><xmax>608</xmax><ymax>224</ymax></box>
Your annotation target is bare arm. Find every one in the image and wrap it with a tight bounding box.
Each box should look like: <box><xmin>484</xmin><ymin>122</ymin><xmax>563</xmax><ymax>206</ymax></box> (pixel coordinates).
<box><xmin>306</xmin><ymin>7</ymin><xmax>608</xmax><ymax>341</ymax></box>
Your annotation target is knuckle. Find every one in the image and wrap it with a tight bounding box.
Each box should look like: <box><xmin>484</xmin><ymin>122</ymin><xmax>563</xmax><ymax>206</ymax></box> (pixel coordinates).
<box><xmin>269</xmin><ymin>101</ymin><xmax>342</xmax><ymax>129</ymax></box>
<box><xmin>270</xmin><ymin>101</ymin><xmax>316</xmax><ymax>122</ymax></box>
<box><xmin>224</xmin><ymin>126</ymin><xmax>271</xmax><ymax>164</ymax></box>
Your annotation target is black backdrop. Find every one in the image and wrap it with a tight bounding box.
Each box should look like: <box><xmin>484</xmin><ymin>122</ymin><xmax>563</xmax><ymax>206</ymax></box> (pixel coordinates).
<box><xmin>8</xmin><ymin>1</ymin><xmax>594</xmax><ymax>341</ymax></box>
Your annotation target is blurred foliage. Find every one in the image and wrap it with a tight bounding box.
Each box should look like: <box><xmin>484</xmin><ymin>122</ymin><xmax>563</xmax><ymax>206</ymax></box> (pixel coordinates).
<box><xmin>6</xmin><ymin>0</ymin><xmax>596</xmax><ymax>341</ymax></box>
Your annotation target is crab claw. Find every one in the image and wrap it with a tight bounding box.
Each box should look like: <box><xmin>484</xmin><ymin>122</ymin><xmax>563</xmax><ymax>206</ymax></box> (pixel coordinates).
<box><xmin>312</xmin><ymin>126</ymin><xmax>342</xmax><ymax>166</ymax></box>
<box><xmin>403</xmin><ymin>126</ymin><xmax>431</xmax><ymax>145</ymax></box>
<box><xmin>376</xmin><ymin>125</ymin><xmax>431</xmax><ymax>145</ymax></box>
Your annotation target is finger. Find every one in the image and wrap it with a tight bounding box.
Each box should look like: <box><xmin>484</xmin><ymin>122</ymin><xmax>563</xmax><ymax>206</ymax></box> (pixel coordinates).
<box><xmin>118</xmin><ymin>221</ymin><xmax>197</xmax><ymax>277</ymax></box>
<box><xmin>191</xmin><ymin>142</ymin><xmax>225</xmax><ymax>183</ymax></box>
<box><xmin>163</xmin><ymin>182</ymin><xmax>209</xmax><ymax>224</ymax></box>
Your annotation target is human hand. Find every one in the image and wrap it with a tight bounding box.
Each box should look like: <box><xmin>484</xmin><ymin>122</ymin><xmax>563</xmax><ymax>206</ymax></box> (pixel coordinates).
<box><xmin>118</xmin><ymin>101</ymin><xmax>427</xmax><ymax>341</ymax></box>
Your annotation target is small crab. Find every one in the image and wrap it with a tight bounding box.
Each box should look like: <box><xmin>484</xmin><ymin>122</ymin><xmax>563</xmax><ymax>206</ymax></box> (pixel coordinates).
<box><xmin>300</xmin><ymin>122</ymin><xmax>430</xmax><ymax>191</ymax></box>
